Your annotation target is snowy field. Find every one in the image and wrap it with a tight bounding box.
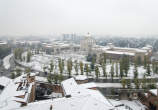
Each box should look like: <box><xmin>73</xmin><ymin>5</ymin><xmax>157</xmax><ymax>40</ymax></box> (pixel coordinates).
<box><xmin>18</xmin><ymin>52</ymin><xmax>89</xmax><ymax>72</ymax></box>
<box><xmin>3</xmin><ymin>54</ymin><xmax>13</xmax><ymax>70</ymax></box>
<box><xmin>17</xmin><ymin>52</ymin><xmax>157</xmax><ymax>79</ymax></box>
<box><xmin>98</xmin><ymin>63</ymin><xmax>157</xmax><ymax>79</ymax></box>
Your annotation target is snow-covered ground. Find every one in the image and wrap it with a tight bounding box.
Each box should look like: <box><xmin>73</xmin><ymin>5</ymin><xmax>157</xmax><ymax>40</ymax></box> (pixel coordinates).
<box><xmin>19</xmin><ymin>54</ymin><xmax>53</xmax><ymax>71</ymax></box>
<box><xmin>99</xmin><ymin>63</ymin><xmax>156</xmax><ymax>79</ymax></box>
<box><xmin>56</xmin><ymin>52</ymin><xmax>89</xmax><ymax>63</ymax></box>
<box><xmin>18</xmin><ymin>52</ymin><xmax>89</xmax><ymax>72</ymax></box>
<box><xmin>18</xmin><ymin>52</ymin><xmax>157</xmax><ymax>79</ymax></box>
<box><xmin>3</xmin><ymin>54</ymin><xmax>13</xmax><ymax>70</ymax></box>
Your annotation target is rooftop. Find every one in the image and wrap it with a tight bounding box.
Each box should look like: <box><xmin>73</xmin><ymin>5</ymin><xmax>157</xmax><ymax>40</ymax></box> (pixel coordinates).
<box><xmin>149</xmin><ymin>89</ymin><xmax>157</xmax><ymax>96</ymax></box>
<box><xmin>0</xmin><ymin>75</ymin><xmax>34</xmax><ymax>110</ymax></box>
<box><xmin>61</xmin><ymin>78</ymin><xmax>114</xmax><ymax>109</ymax></box>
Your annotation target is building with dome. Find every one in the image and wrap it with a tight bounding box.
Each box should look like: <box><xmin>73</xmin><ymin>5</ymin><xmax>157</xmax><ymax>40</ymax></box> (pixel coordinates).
<box><xmin>80</xmin><ymin>33</ymin><xmax>96</xmax><ymax>52</ymax></box>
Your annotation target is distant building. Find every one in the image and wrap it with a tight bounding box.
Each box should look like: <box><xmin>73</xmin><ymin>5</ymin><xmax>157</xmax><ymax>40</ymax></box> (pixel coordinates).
<box><xmin>42</xmin><ymin>42</ymin><xmax>80</xmax><ymax>55</ymax></box>
<box><xmin>91</xmin><ymin>43</ymin><xmax>152</xmax><ymax>62</ymax></box>
<box><xmin>0</xmin><ymin>41</ymin><xmax>8</xmax><ymax>47</ymax></box>
<box><xmin>62</xmin><ymin>33</ymin><xmax>81</xmax><ymax>42</ymax></box>
<box><xmin>80</xmin><ymin>33</ymin><xmax>96</xmax><ymax>52</ymax></box>
<box><xmin>43</xmin><ymin>33</ymin><xmax>152</xmax><ymax>62</ymax></box>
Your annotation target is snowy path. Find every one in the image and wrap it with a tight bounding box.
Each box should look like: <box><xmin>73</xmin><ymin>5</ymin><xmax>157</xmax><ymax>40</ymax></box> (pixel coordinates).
<box><xmin>3</xmin><ymin>54</ymin><xmax>13</xmax><ymax>70</ymax></box>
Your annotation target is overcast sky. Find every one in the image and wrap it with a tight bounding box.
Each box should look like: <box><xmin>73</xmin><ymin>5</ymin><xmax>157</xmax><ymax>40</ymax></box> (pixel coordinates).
<box><xmin>0</xmin><ymin>0</ymin><xmax>158</xmax><ymax>36</ymax></box>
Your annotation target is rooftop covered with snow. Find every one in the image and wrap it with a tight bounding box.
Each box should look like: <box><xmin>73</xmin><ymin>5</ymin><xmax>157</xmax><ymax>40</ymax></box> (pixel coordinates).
<box><xmin>149</xmin><ymin>89</ymin><xmax>157</xmax><ymax>96</ymax></box>
<box><xmin>0</xmin><ymin>75</ymin><xmax>35</xmax><ymax>110</ymax></box>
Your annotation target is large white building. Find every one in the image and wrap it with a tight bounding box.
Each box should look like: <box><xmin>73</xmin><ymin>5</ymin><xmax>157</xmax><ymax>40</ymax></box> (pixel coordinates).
<box><xmin>91</xmin><ymin>43</ymin><xmax>152</xmax><ymax>62</ymax></box>
<box><xmin>80</xmin><ymin>33</ymin><xmax>96</xmax><ymax>52</ymax></box>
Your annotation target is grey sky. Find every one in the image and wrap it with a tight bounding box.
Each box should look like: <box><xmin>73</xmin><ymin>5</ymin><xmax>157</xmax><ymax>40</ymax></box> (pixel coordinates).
<box><xmin>0</xmin><ymin>0</ymin><xmax>158</xmax><ymax>36</ymax></box>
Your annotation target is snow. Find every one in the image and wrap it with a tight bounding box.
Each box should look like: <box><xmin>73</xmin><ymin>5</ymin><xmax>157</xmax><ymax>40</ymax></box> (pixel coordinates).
<box><xmin>95</xmin><ymin>83</ymin><xmax>122</xmax><ymax>88</ymax></box>
<box><xmin>109</xmin><ymin>99</ymin><xmax>146</xmax><ymax>110</ymax></box>
<box><xmin>121</xmin><ymin>100</ymin><xmax>146</xmax><ymax>110</ymax></box>
<box><xmin>61</xmin><ymin>78</ymin><xmax>114</xmax><ymax>109</ymax></box>
<box><xmin>17</xmin><ymin>78</ymin><xmax>115</xmax><ymax>110</ymax></box>
<box><xmin>61</xmin><ymin>78</ymin><xmax>78</xmax><ymax>96</ymax></box>
<box><xmin>28</xmin><ymin>83</ymin><xmax>33</xmax><ymax>93</ymax></box>
<box><xmin>0</xmin><ymin>80</ymin><xmax>21</xmax><ymax>110</ymax></box>
<box><xmin>51</xmin><ymin>92</ymin><xmax>63</xmax><ymax>98</ymax></box>
<box><xmin>105</xmin><ymin>50</ymin><xmax>135</xmax><ymax>56</ymax></box>
<box><xmin>16</xmin><ymin>96</ymin><xmax>114</xmax><ymax>110</ymax></box>
<box><xmin>114</xmin><ymin>47</ymin><xmax>147</xmax><ymax>53</ymax></box>
<box><xmin>61</xmin><ymin>78</ymin><xmax>146</xmax><ymax>110</ymax></box>
<box><xmin>13</xmin><ymin>93</ymin><xmax>29</xmax><ymax>103</ymax></box>
<box><xmin>3</xmin><ymin>54</ymin><xmax>13</xmax><ymax>70</ymax></box>
<box><xmin>0</xmin><ymin>75</ymin><xmax>34</xmax><ymax>110</ymax></box>
<box><xmin>109</xmin><ymin>99</ymin><xmax>123</xmax><ymax>107</ymax></box>
<box><xmin>149</xmin><ymin>89</ymin><xmax>157</xmax><ymax>96</ymax></box>
<box><xmin>109</xmin><ymin>99</ymin><xmax>127</xmax><ymax>110</ymax></box>
<box><xmin>1</xmin><ymin>76</ymin><xmax>147</xmax><ymax>110</ymax></box>
<box><xmin>74</xmin><ymin>75</ymin><xmax>88</xmax><ymax>81</ymax></box>
<box><xmin>144</xmin><ymin>93</ymin><xmax>148</xmax><ymax>97</ymax></box>
<box><xmin>98</xmin><ymin>63</ymin><xmax>154</xmax><ymax>79</ymax></box>
<box><xmin>15</xmin><ymin>99</ymin><xmax>53</xmax><ymax>110</ymax></box>
<box><xmin>18</xmin><ymin>52</ymin><xmax>89</xmax><ymax>73</ymax></box>
<box><xmin>52</xmin><ymin>95</ymin><xmax>114</xmax><ymax>110</ymax></box>
<box><xmin>0</xmin><ymin>76</ymin><xmax>12</xmax><ymax>87</ymax></box>
<box><xmin>18</xmin><ymin>52</ymin><xmax>156</xmax><ymax>79</ymax></box>
<box><xmin>14</xmin><ymin>91</ymin><xmax>25</xmax><ymax>97</ymax></box>
<box><xmin>35</xmin><ymin>76</ymin><xmax>48</xmax><ymax>83</ymax></box>
<box><xmin>18</xmin><ymin>54</ymin><xmax>53</xmax><ymax>72</ymax></box>
<box><xmin>79</xmin><ymin>82</ymin><xmax>96</xmax><ymax>89</ymax></box>
<box><xmin>0</xmin><ymin>41</ymin><xmax>7</xmax><ymax>45</ymax></box>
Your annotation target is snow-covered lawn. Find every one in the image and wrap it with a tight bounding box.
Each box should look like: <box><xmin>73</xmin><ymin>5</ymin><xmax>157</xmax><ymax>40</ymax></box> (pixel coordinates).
<box><xmin>18</xmin><ymin>52</ymin><xmax>157</xmax><ymax>79</ymax></box>
<box><xmin>99</xmin><ymin>64</ymin><xmax>156</xmax><ymax>79</ymax></box>
<box><xmin>18</xmin><ymin>52</ymin><xmax>89</xmax><ymax>72</ymax></box>
<box><xmin>3</xmin><ymin>54</ymin><xmax>13</xmax><ymax>70</ymax></box>
<box><xmin>55</xmin><ymin>52</ymin><xmax>89</xmax><ymax>63</ymax></box>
